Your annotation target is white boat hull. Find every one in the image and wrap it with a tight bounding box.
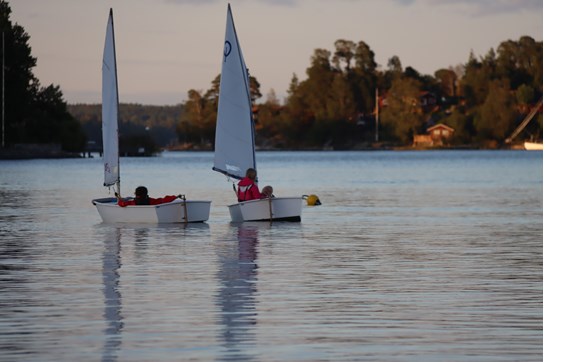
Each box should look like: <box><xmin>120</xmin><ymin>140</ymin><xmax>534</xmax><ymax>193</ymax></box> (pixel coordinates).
<box><xmin>228</xmin><ymin>197</ymin><xmax>303</xmax><ymax>222</ymax></box>
<box><xmin>524</xmin><ymin>141</ymin><xmax>543</xmax><ymax>151</ymax></box>
<box><xmin>92</xmin><ymin>198</ymin><xmax>211</xmax><ymax>223</ymax></box>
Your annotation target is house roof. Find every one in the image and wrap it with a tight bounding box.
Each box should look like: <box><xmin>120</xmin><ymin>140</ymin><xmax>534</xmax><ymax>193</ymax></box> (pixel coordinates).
<box><xmin>427</xmin><ymin>123</ymin><xmax>455</xmax><ymax>132</ymax></box>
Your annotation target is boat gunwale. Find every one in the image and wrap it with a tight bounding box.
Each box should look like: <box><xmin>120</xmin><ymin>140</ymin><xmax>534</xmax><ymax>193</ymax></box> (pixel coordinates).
<box><xmin>93</xmin><ymin>198</ymin><xmax>211</xmax><ymax>208</ymax></box>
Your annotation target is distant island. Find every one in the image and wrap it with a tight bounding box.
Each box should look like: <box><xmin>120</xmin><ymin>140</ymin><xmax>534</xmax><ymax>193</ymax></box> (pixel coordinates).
<box><xmin>68</xmin><ymin>35</ymin><xmax>542</xmax><ymax>154</ymax></box>
<box><xmin>1</xmin><ymin>0</ymin><xmax>541</xmax><ymax>159</ymax></box>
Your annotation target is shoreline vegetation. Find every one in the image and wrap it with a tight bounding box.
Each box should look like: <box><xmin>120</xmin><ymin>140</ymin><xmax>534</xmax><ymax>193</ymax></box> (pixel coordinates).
<box><xmin>0</xmin><ymin>142</ymin><xmax>528</xmax><ymax>161</ymax></box>
<box><xmin>1</xmin><ymin>0</ymin><xmax>541</xmax><ymax>160</ymax></box>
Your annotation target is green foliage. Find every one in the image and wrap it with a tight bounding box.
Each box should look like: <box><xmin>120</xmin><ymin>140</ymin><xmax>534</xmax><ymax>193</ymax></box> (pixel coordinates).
<box><xmin>3</xmin><ymin>0</ymin><xmax>542</xmax><ymax>153</ymax></box>
<box><xmin>276</xmin><ymin>41</ymin><xmax>380</xmax><ymax>148</ymax></box>
<box><xmin>496</xmin><ymin>36</ymin><xmax>542</xmax><ymax>92</ymax></box>
<box><xmin>516</xmin><ymin>84</ymin><xmax>535</xmax><ymax>105</ymax></box>
<box><xmin>177</xmin><ymin>89</ymin><xmax>215</xmax><ymax>146</ymax></box>
<box><xmin>29</xmin><ymin>84</ymin><xmax>87</xmax><ymax>151</ymax></box>
<box><xmin>387</xmin><ymin>56</ymin><xmax>402</xmax><ymax>73</ymax></box>
<box><xmin>68</xmin><ymin>103</ymin><xmax>182</xmax><ymax>149</ymax></box>
<box><xmin>443</xmin><ymin>108</ymin><xmax>474</xmax><ymax>145</ymax></box>
<box><xmin>474</xmin><ymin>79</ymin><xmax>518</xmax><ymax>142</ymax></box>
<box><xmin>172</xmin><ymin>35</ymin><xmax>541</xmax><ymax>149</ymax></box>
<box><xmin>119</xmin><ymin>133</ymin><xmax>158</xmax><ymax>156</ymax></box>
<box><xmin>434</xmin><ymin>68</ymin><xmax>458</xmax><ymax>98</ymax></box>
<box><xmin>461</xmin><ymin>53</ymin><xmax>495</xmax><ymax>108</ymax></box>
<box><xmin>1</xmin><ymin>0</ymin><xmax>86</xmax><ymax>151</ymax></box>
<box><xmin>352</xmin><ymin>41</ymin><xmax>377</xmax><ymax>113</ymax></box>
<box><xmin>332</xmin><ymin>39</ymin><xmax>356</xmax><ymax>71</ymax></box>
<box><xmin>380</xmin><ymin>77</ymin><xmax>423</xmax><ymax>144</ymax></box>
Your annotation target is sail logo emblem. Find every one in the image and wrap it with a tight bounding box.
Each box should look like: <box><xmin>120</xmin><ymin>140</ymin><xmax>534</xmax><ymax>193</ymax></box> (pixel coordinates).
<box><xmin>226</xmin><ymin>164</ymin><xmax>240</xmax><ymax>172</ymax></box>
<box><xmin>224</xmin><ymin>40</ymin><xmax>232</xmax><ymax>62</ymax></box>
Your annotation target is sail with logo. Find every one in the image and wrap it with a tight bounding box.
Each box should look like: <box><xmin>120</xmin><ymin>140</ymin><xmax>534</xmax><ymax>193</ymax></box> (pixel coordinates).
<box><xmin>212</xmin><ymin>5</ymin><xmax>255</xmax><ymax>180</ymax></box>
<box><xmin>212</xmin><ymin>4</ymin><xmax>304</xmax><ymax>222</ymax></box>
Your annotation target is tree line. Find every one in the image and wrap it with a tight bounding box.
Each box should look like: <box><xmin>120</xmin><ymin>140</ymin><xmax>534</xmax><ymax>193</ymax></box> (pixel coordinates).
<box><xmin>68</xmin><ymin>103</ymin><xmax>182</xmax><ymax>154</ymax></box>
<box><xmin>1</xmin><ymin>0</ymin><xmax>86</xmax><ymax>152</ymax></box>
<box><xmin>2</xmin><ymin>0</ymin><xmax>542</xmax><ymax>153</ymax></box>
<box><xmin>178</xmin><ymin>37</ymin><xmax>542</xmax><ymax>149</ymax></box>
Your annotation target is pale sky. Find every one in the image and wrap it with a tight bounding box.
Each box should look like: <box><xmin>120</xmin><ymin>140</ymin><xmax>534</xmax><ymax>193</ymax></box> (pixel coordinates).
<box><xmin>9</xmin><ymin>0</ymin><xmax>542</xmax><ymax>105</ymax></box>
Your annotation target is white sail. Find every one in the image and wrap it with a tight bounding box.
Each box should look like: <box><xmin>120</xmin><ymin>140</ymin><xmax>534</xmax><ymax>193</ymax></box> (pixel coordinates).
<box><xmin>213</xmin><ymin>4</ymin><xmax>256</xmax><ymax>180</ymax></box>
<box><xmin>93</xmin><ymin>8</ymin><xmax>211</xmax><ymax>223</ymax></box>
<box><xmin>102</xmin><ymin>9</ymin><xmax>119</xmax><ymax>188</ymax></box>
<box><xmin>211</xmin><ymin>5</ymin><xmax>304</xmax><ymax>222</ymax></box>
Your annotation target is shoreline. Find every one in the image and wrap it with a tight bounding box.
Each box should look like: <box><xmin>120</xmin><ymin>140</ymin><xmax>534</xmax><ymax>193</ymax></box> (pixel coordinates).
<box><xmin>1</xmin><ymin>141</ymin><xmax>532</xmax><ymax>160</ymax></box>
<box><xmin>0</xmin><ymin>145</ymin><xmax>82</xmax><ymax>160</ymax></box>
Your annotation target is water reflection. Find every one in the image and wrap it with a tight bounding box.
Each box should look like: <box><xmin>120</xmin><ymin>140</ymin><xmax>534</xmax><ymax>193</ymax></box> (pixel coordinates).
<box><xmin>0</xmin><ymin>189</ymin><xmax>35</xmax><ymax>223</ymax></box>
<box><xmin>0</xmin><ymin>217</ymin><xmax>36</xmax><ymax>359</ymax></box>
<box><xmin>133</xmin><ymin>227</ymin><xmax>150</xmax><ymax>260</ymax></box>
<box><xmin>0</xmin><ymin>152</ymin><xmax>542</xmax><ymax>361</ymax></box>
<box><xmin>101</xmin><ymin>227</ymin><xmax>123</xmax><ymax>362</ymax></box>
<box><xmin>215</xmin><ymin>224</ymin><xmax>261</xmax><ymax>361</ymax></box>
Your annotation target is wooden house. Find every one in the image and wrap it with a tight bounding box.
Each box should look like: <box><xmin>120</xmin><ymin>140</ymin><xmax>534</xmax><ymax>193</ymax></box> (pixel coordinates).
<box><xmin>427</xmin><ymin>123</ymin><xmax>455</xmax><ymax>145</ymax></box>
<box><xmin>413</xmin><ymin>123</ymin><xmax>455</xmax><ymax>147</ymax></box>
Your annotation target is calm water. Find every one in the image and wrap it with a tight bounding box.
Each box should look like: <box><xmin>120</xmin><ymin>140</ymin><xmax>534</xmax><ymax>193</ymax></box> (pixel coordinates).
<box><xmin>0</xmin><ymin>151</ymin><xmax>542</xmax><ymax>361</ymax></box>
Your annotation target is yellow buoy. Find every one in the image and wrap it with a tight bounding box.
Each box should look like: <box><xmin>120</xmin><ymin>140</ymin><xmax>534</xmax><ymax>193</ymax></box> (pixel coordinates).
<box><xmin>303</xmin><ymin>194</ymin><xmax>321</xmax><ymax>206</ymax></box>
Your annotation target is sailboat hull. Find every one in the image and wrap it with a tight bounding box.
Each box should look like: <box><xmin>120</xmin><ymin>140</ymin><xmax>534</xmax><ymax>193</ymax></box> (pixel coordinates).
<box><xmin>228</xmin><ymin>197</ymin><xmax>303</xmax><ymax>222</ymax></box>
<box><xmin>92</xmin><ymin>198</ymin><xmax>211</xmax><ymax>223</ymax></box>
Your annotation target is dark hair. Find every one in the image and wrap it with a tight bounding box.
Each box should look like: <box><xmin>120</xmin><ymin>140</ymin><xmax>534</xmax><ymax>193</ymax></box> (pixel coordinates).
<box><xmin>134</xmin><ymin>186</ymin><xmax>150</xmax><ymax>205</ymax></box>
<box><xmin>135</xmin><ymin>186</ymin><xmax>148</xmax><ymax>197</ymax></box>
<box><xmin>246</xmin><ymin>168</ymin><xmax>257</xmax><ymax>180</ymax></box>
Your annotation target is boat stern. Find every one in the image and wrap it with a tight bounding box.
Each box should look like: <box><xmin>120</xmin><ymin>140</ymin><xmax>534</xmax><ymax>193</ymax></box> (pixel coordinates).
<box><xmin>228</xmin><ymin>197</ymin><xmax>302</xmax><ymax>222</ymax></box>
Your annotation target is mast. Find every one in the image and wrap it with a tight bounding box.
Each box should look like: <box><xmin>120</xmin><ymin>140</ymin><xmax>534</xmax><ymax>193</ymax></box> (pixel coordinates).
<box><xmin>2</xmin><ymin>32</ymin><xmax>5</xmax><ymax>148</ymax></box>
<box><xmin>229</xmin><ymin>4</ymin><xmax>255</xmax><ymax>163</ymax></box>
<box><xmin>111</xmin><ymin>9</ymin><xmax>120</xmax><ymax>196</ymax></box>
<box><xmin>375</xmin><ymin>87</ymin><xmax>379</xmax><ymax>143</ymax></box>
<box><xmin>102</xmin><ymin>8</ymin><xmax>121</xmax><ymax>196</ymax></box>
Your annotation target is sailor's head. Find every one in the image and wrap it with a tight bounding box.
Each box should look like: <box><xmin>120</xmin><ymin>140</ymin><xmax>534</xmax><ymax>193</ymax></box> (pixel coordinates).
<box><xmin>262</xmin><ymin>185</ymin><xmax>273</xmax><ymax>197</ymax></box>
<box><xmin>246</xmin><ymin>168</ymin><xmax>257</xmax><ymax>181</ymax></box>
<box><xmin>135</xmin><ymin>186</ymin><xmax>148</xmax><ymax>198</ymax></box>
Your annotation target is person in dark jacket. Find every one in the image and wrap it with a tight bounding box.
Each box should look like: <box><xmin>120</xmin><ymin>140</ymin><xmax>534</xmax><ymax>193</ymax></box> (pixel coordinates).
<box><xmin>117</xmin><ymin>186</ymin><xmax>180</xmax><ymax>207</ymax></box>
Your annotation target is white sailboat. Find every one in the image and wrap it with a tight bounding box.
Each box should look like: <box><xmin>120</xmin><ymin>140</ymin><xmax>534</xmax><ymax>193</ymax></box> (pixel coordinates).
<box><xmin>92</xmin><ymin>9</ymin><xmax>211</xmax><ymax>223</ymax></box>
<box><xmin>212</xmin><ymin>4</ymin><xmax>303</xmax><ymax>222</ymax></box>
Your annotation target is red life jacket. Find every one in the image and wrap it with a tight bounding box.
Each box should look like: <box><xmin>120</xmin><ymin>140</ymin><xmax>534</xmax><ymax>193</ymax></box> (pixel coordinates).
<box><xmin>237</xmin><ymin>177</ymin><xmax>261</xmax><ymax>202</ymax></box>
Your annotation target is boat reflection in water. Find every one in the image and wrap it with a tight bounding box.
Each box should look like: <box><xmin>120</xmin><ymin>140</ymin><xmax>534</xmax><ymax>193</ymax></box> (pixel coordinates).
<box><xmin>101</xmin><ymin>227</ymin><xmax>123</xmax><ymax>362</ymax></box>
<box><xmin>215</xmin><ymin>224</ymin><xmax>261</xmax><ymax>361</ymax></box>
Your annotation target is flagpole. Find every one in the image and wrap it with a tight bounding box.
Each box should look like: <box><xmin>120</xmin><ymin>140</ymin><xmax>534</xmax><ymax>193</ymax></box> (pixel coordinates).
<box><xmin>2</xmin><ymin>32</ymin><xmax>5</xmax><ymax>148</ymax></box>
<box><xmin>374</xmin><ymin>87</ymin><xmax>379</xmax><ymax>143</ymax></box>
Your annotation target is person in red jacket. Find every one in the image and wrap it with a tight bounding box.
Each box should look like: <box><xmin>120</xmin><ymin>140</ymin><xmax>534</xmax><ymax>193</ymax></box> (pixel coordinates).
<box><xmin>117</xmin><ymin>186</ymin><xmax>180</xmax><ymax>207</ymax></box>
<box><xmin>237</xmin><ymin>168</ymin><xmax>262</xmax><ymax>202</ymax></box>
<box><xmin>237</xmin><ymin>168</ymin><xmax>275</xmax><ymax>202</ymax></box>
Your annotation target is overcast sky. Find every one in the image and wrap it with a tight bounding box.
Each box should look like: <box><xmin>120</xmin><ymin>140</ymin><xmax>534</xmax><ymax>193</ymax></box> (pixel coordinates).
<box><xmin>9</xmin><ymin>0</ymin><xmax>542</xmax><ymax>105</ymax></box>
